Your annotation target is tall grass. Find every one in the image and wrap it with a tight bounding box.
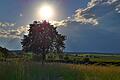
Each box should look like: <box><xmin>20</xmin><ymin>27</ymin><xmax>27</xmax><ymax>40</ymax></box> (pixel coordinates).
<box><xmin>67</xmin><ymin>64</ymin><xmax>120</xmax><ymax>80</ymax></box>
<box><xmin>0</xmin><ymin>62</ymin><xmax>120</xmax><ymax>80</ymax></box>
<box><xmin>0</xmin><ymin>62</ymin><xmax>80</xmax><ymax>80</ymax></box>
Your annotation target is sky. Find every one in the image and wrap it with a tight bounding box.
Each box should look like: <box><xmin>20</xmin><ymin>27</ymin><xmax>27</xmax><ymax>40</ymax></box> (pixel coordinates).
<box><xmin>0</xmin><ymin>0</ymin><xmax>120</xmax><ymax>53</ymax></box>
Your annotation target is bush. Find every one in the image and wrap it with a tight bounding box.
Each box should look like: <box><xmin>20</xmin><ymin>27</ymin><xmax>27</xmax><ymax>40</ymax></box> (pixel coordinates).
<box><xmin>22</xmin><ymin>53</ymin><xmax>33</xmax><ymax>61</ymax></box>
<box><xmin>59</xmin><ymin>54</ymin><xmax>64</xmax><ymax>60</ymax></box>
<box><xmin>32</xmin><ymin>54</ymin><xmax>42</xmax><ymax>61</ymax></box>
<box><xmin>64</xmin><ymin>55</ymin><xmax>69</xmax><ymax>61</ymax></box>
<box><xmin>82</xmin><ymin>57</ymin><xmax>90</xmax><ymax>62</ymax></box>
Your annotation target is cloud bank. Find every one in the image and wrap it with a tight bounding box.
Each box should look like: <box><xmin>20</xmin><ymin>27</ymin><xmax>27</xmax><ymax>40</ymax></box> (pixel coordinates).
<box><xmin>53</xmin><ymin>0</ymin><xmax>120</xmax><ymax>27</ymax></box>
<box><xmin>0</xmin><ymin>22</ymin><xmax>29</xmax><ymax>38</ymax></box>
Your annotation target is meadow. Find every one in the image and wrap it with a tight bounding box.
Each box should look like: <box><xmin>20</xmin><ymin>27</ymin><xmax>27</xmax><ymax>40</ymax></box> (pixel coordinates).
<box><xmin>0</xmin><ymin>61</ymin><xmax>120</xmax><ymax>80</ymax></box>
<box><xmin>0</xmin><ymin>52</ymin><xmax>120</xmax><ymax>80</ymax></box>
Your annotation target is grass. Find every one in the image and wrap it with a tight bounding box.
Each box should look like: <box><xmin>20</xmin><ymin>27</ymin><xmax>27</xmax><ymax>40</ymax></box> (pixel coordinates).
<box><xmin>67</xmin><ymin>64</ymin><xmax>120</xmax><ymax>80</ymax></box>
<box><xmin>0</xmin><ymin>62</ymin><xmax>80</xmax><ymax>80</ymax></box>
<box><xmin>0</xmin><ymin>62</ymin><xmax>120</xmax><ymax>80</ymax></box>
<box><xmin>66</xmin><ymin>53</ymin><xmax>120</xmax><ymax>63</ymax></box>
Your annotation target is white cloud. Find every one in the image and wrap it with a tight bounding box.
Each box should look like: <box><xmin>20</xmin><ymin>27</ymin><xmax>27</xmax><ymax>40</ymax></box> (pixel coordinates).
<box><xmin>116</xmin><ymin>4</ymin><xmax>120</xmax><ymax>13</ymax></box>
<box><xmin>52</xmin><ymin>0</ymin><xmax>99</xmax><ymax>27</ymax></box>
<box><xmin>0</xmin><ymin>22</ymin><xmax>15</xmax><ymax>27</ymax></box>
<box><xmin>53</xmin><ymin>0</ymin><xmax>120</xmax><ymax>27</ymax></box>
<box><xmin>88</xmin><ymin>0</ymin><xmax>120</xmax><ymax>13</ymax></box>
<box><xmin>52</xmin><ymin>19</ymin><xmax>70</xmax><ymax>27</ymax></box>
<box><xmin>0</xmin><ymin>22</ymin><xmax>29</xmax><ymax>39</ymax></box>
<box><xmin>20</xmin><ymin>13</ymin><xmax>23</xmax><ymax>17</ymax></box>
<box><xmin>106</xmin><ymin>0</ymin><xmax>118</xmax><ymax>4</ymax></box>
<box><xmin>74</xmin><ymin>8</ymin><xmax>98</xmax><ymax>25</ymax></box>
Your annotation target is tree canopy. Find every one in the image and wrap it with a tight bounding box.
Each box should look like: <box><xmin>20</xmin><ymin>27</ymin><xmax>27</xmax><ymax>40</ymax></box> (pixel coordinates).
<box><xmin>21</xmin><ymin>20</ymin><xmax>66</xmax><ymax>62</ymax></box>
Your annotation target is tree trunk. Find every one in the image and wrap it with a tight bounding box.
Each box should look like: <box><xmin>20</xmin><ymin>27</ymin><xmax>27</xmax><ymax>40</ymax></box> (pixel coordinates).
<box><xmin>42</xmin><ymin>54</ymin><xmax>46</xmax><ymax>65</ymax></box>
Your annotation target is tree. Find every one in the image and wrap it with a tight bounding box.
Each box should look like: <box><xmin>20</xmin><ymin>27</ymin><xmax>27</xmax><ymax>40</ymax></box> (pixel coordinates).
<box><xmin>21</xmin><ymin>20</ymin><xmax>65</xmax><ymax>64</ymax></box>
<box><xmin>0</xmin><ymin>46</ymin><xmax>9</xmax><ymax>60</ymax></box>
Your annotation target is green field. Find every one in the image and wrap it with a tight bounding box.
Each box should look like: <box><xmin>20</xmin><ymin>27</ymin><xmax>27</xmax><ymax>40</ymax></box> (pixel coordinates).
<box><xmin>64</xmin><ymin>53</ymin><xmax>120</xmax><ymax>63</ymax></box>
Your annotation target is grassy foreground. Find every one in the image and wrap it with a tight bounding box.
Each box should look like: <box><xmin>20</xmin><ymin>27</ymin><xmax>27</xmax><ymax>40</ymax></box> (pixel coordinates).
<box><xmin>0</xmin><ymin>62</ymin><xmax>120</xmax><ymax>80</ymax></box>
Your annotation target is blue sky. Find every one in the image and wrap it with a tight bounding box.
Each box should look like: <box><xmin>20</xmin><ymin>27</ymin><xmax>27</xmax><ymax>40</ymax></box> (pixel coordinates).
<box><xmin>0</xmin><ymin>0</ymin><xmax>120</xmax><ymax>53</ymax></box>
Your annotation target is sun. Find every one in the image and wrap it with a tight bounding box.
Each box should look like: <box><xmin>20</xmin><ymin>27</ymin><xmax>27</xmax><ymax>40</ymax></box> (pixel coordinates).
<box><xmin>37</xmin><ymin>4</ymin><xmax>54</xmax><ymax>20</ymax></box>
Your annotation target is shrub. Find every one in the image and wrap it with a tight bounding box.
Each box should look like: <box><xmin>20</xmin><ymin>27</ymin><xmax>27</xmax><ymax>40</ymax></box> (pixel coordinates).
<box><xmin>64</xmin><ymin>55</ymin><xmax>69</xmax><ymax>61</ymax></box>
<box><xmin>32</xmin><ymin>54</ymin><xmax>42</xmax><ymax>62</ymax></box>
<box><xmin>22</xmin><ymin>53</ymin><xmax>33</xmax><ymax>61</ymax></box>
<box><xmin>82</xmin><ymin>57</ymin><xmax>90</xmax><ymax>62</ymax></box>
